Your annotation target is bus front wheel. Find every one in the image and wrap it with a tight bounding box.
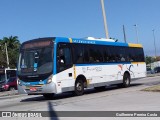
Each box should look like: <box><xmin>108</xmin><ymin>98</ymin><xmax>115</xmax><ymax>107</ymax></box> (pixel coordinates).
<box><xmin>74</xmin><ymin>79</ymin><xmax>84</xmax><ymax>96</ymax></box>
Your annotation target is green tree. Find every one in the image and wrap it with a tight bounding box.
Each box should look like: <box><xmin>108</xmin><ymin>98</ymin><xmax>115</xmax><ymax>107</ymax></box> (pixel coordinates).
<box><xmin>145</xmin><ymin>56</ymin><xmax>151</xmax><ymax>65</ymax></box>
<box><xmin>0</xmin><ymin>36</ymin><xmax>21</xmax><ymax>68</ymax></box>
<box><xmin>145</xmin><ymin>56</ymin><xmax>156</xmax><ymax>65</ymax></box>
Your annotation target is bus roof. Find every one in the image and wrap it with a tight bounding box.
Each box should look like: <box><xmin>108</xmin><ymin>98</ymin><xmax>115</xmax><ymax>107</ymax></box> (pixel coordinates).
<box><xmin>21</xmin><ymin>37</ymin><xmax>143</xmax><ymax>48</ymax></box>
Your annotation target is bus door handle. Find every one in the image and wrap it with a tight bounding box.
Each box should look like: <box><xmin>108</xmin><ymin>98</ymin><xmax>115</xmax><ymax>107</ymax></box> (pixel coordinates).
<box><xmin>69</xmin><ymin>73</ymin><xmax>72</xmax><ymax>77</ymax></box>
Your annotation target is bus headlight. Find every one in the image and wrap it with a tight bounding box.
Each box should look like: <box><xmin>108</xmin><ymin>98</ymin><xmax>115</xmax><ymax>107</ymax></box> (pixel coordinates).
<box><xmin>47</xmin><ymin>75</ymin><xmax>53</xmax><ymax>84</ymax></box>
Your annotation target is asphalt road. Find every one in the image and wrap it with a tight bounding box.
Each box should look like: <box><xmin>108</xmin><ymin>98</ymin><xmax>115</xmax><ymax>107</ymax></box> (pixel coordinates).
<box><xmin>0</xmin><ymin>76</ymin><xmax>160</xmax><ymax>120</ymax></box>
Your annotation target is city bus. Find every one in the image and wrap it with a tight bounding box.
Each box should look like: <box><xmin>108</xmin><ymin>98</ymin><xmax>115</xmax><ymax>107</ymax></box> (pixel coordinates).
<box><xmin>0</xmin><ymin>68</ymin><xmax>17</xmax><ymax>91</ymax></box>
<box><xmin>17</xmin><ymin>37</ymin><xmax>146</xmax><ymax>99</ymax></box>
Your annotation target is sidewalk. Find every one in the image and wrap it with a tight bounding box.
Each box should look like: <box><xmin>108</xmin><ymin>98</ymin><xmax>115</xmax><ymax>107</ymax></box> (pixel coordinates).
<box><xmin>147</xmin><ymin>73</ymin><xmax>160</xmax><ymax>77</ymax></box>
<box><xmin>0</xmin><ymin>90</ymin><xmax>18</xmax><ymax>97</ymax></box>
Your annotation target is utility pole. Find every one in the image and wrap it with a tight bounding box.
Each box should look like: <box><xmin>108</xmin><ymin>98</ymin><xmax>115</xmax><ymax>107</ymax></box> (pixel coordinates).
<box><xmin>123</xmin><ymin>25</ymin><xmax>127</xmax><ymax>43</ymax></box>
<box><xmin>5</xmin><ymin>43</ymin><xmax>9</xmax><ymax>68</ymax></box>
<box><xmin>152</xmin><ymin>29</ymin><xmax>157</xmax><ymax>58</ymax></box>
<box><xmin>100</xmin><ymin>0</ymin><xmax>109</xmax><ymax>39</ymax></box>
<box><xmin>134</xmin><ymin>24</ymin><xmax>139</xmax><ymax>43</ymax></box>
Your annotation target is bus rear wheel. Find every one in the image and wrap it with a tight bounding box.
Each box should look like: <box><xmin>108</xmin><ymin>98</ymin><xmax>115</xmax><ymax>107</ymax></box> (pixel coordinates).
<box><xmin>122</xmin><ymin>73</ymin><xmax>130</xmax><ymax>88</ymax></box>
<box><xmin>43</xmin><ymin>93</ymin><xmax>55</xmax><ymax>99</ymax></box>
<box><xmin>74</xmin><ymin>79</ymin><xmax>84</xmax><ymax>96</ymax></box>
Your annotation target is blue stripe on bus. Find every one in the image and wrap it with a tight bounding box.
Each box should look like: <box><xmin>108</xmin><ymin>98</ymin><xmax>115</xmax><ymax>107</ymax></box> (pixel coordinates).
<box><xmin>75</xmin><ymin>62</ymin><xmax>131</xmax><ymax>66</ymax></box>
<box><xmin>53</xmin><ymin>40</ymin><xmax>58</xmax><ymax>75</ymax></box>
<box><xmin>55</xmin><ymin>37</ymin><xmax>70</xmax><ymax>43</ymax></box>
<box><xmin>21</xmin><ymin>79</ymin><xmax>48</xmax><ymax>86</ymax></box>
<box><xmin>71</xmin><ymin>38</ymin><xmax>129</xmax><ymax>47</ymax></box>
<box><xmin>55</xmin><ymin>37</ymin><xmax>129</xmax><ymax>47</ymax></box>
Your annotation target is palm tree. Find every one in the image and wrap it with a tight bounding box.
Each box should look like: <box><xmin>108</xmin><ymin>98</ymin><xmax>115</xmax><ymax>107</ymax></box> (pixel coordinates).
<box><xmin>0</xmin><ymin>36</ymin><xmax>21</xmax><ymax>68</ymax></box>
<box><xmin>3</xmin><ymin>36</ymin><xmax>20</xmax><ymax>49</ymax></box>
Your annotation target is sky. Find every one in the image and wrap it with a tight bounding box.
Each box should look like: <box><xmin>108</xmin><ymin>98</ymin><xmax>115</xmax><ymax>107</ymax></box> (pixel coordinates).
<box><xmin>0</xmin><ymin>0</ymin><xmax>160</xmax><ymax>56</ymax></box>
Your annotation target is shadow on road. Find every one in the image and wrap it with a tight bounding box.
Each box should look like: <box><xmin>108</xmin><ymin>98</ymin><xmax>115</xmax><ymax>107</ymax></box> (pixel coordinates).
<box><xmin>48</xmin><ymin>101</ymin><xmax>59</xmax><ymax>120</ymax></box>
<box><xmin>20</xmin><ymin>92</ymin><xmax>76</xmax><ymax>102</ymax></box>
<box><xmin>84</xmin><ymin>83</ymin><xmax>143</xmax><ymax>95</ymax></box>
<box><xmin>20</xmin><ymin>83</ymin><xmax>143</xmax><ymax>102</ymax></box>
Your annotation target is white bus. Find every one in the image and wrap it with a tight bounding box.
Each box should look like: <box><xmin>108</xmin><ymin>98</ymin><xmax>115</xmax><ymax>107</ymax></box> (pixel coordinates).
<box><xmin>17</xmin><ymin>37</ymin><xmax>146</xmax><ymax>99</ymax></box>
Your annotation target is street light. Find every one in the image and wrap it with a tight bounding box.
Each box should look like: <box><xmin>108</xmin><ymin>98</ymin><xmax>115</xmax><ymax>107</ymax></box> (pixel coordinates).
<box><xmin>152</xmin><ymin>29</ymin><xmax>157</xmax><ymax>58</ymax></box>
<box><xmin>100</xmin><ymin>0</ymin><xmax>109</xmax><ymax>39</ymax></box>
<box><xmin>134</xmin><ymin>24</ymin><xmax>139</xmax><ymax>43</ymax></box>
<box><xmin>123</xmin><ymin>25</ymin><xmax>127</xmax><ymax>43</ymax></box>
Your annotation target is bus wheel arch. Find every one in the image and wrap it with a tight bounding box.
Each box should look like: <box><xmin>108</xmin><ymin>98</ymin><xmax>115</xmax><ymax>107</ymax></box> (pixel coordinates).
<box><xmin>74</xmin><ymin>75</ymin><xmax>87</xmax><ymax>96</ymax></box>
<box><xmin>122</xmin><ymin>71</ymin><xmax>131</xmax><ymax>88</ymax></box>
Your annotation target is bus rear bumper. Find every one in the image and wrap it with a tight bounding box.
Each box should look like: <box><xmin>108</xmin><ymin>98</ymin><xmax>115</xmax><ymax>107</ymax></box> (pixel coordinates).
<box><xmin>18</xmin><ymin>82</ymin><xmax>57</xmax><ymax>95</ymax></box>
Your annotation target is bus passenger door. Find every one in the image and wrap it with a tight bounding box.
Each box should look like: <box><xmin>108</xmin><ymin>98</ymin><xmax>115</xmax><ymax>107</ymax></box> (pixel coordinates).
<box><xmin>56</xmin><ymin>43</ymin><xmax>74</xmax><ymax>92</ymax></box>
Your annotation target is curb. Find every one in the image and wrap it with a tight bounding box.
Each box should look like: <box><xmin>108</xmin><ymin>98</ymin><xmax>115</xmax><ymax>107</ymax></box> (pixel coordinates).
<box><xmin>147</xmin><ymin>73</ymin><xmax>160</xmax><ymax>77</ymax></box>
<box><xmin>0</xmin><ymin>90</ymin><xmax>18</xmax><ymax>97</ymax></box>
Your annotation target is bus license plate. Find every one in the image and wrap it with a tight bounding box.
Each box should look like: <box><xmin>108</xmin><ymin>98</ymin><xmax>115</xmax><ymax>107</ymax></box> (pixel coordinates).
<box><xmin>30</xmin><ymin>87</ymin><xmax>37</xmax><ymax>92</ymax></box>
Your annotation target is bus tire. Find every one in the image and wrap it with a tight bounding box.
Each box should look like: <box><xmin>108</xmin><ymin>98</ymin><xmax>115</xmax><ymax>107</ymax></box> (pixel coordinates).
<box><xmin>122</xmin><ymin>73</ymin><xmax>130</xmax><ymax>88</ymax></box>
<box><xmin>74</xmin><ymin>79</ymin><xmax>84</xmax><ymax>96</ymax></box>
<box><xmin>43</xmin><ymin>93</ymin><xmax>55</xmax><ymax>99</ymax></box>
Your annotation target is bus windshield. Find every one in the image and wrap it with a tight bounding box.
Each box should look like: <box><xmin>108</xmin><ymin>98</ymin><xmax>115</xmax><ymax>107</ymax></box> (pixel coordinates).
<box><xmin>18</xmin><ymin>47</ymin><xmax>53</xmax><ymax>76</ymax></box>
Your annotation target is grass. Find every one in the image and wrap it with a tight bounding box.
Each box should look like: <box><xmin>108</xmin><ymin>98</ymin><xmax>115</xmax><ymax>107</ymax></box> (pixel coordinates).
<box><xmin>142</xmin><ymin>84</ymin><xmax>160</xmax><ymax>92</ymax></box>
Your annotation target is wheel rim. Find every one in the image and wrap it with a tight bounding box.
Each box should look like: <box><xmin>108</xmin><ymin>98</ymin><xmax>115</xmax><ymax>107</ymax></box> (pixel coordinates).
<box><xmin>76</xmin><ymin>82</ymin><xmax>82</xmax><ymax>91</ymax></box>
<box><xmin>125</xmin><ymin>77</ymin><xmax>129</xmax><ymax>85</ymax></box>
<box><xmin>124</xmin><ymin>75</ymin><xmax>130</xmax><ymax>85</ymax></box>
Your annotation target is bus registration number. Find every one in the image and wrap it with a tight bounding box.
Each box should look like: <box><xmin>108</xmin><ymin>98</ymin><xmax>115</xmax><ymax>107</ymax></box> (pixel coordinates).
<box><xmin>30</xmin><ymin>87</ymin><xmax>37</xmax><ymax>92</ymax></box>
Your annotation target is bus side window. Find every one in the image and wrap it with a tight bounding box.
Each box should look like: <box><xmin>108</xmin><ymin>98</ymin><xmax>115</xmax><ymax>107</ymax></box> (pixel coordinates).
<box><xmin>63</xmin><ymin>48</ymin><xmax>72</xmax><ymax>65</ymax></box>
<box><xmin>83</xmin><ymin>45</ymin><xmax>90</xmax><ymax>63</ymax></box>
<box><xmin>73</xmin><ymin>44</ymin><xmax>84</xmax><ymax>64</ymax></box>
<box><xmin>108</xmin><ymin>46</ymin><xmax>116</xmax><ymax>62</ymax></box>
<box><xmin>57</xmin><ymin>44</ymin><xmax>72</xmax><ymax>72</ymax></box>
<box><xmin>103</xmin><ymin>47</ymin><xmax>109</xmax><ymax>62</ymax></box>
<box><xmin>58</xmin><ymin>49</ymin><xmax>65</xmax><ymax>64</ymax></box>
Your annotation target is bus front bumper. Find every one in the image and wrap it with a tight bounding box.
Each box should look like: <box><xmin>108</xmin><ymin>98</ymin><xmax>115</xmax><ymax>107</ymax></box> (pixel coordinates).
<box><xmin>18</xmin><ymin>83</ymin><xmax>57</xmax><ymax>95</ymax></box>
